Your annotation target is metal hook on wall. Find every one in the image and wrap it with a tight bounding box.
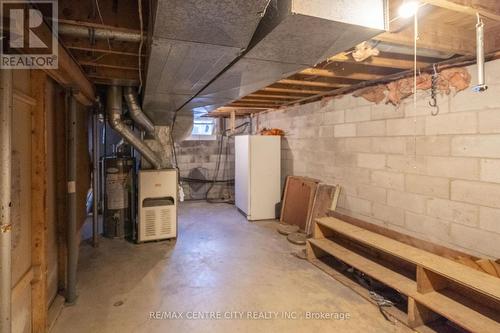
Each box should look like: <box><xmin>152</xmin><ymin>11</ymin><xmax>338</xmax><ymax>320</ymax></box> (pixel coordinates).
<box><xmin>429</xmin><ymin>63</ymin><xmax>439</xmax><ymax>116</ymax></box>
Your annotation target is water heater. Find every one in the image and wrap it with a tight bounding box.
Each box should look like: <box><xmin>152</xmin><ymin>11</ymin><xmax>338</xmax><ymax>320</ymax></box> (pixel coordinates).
<box><xmin>137</xmin><ymin>169</ymin><xmax>178</xmax><ymax>242</ymax></box>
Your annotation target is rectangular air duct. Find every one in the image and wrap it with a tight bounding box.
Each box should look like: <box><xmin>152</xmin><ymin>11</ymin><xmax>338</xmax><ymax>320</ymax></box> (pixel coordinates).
<box><xmin>179</xmin><ymin>0</ymin><xmax>387</xmax><ymax>114</ymax></box>
<box><xmin>143</xmin><ymin>0</ymin><xmax>271</xmax><ymax>125</ymax></box>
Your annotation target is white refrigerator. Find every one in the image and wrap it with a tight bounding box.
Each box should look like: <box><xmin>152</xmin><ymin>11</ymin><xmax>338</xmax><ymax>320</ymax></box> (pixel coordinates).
<box><xmin>235</xmin><ymin>135</ymin><xmax>281</xmax><ymax>220</ymax></box>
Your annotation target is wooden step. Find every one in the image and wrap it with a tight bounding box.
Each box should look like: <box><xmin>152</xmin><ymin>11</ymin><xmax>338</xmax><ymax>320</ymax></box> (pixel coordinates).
<box><xmin>315</xmin><ymin>217</ymin><xmax>500</xmax><ymax>302</ymax></box>
<box><xmin>309</xmin><ymin>238</ymin><xmax>500</xmax><ymax>333</ymax></box>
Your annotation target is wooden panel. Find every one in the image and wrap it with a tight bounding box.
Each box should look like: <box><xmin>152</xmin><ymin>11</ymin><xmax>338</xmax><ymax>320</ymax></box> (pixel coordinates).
<box><xmin>280</xmin><ymin>176</ymin><xmax>320</xmax><ymax>231</ymax></box>
<box><xmin>307</xmin><ymin>184</ymin><xmax>340</xmax><ymax>235</ymax></box>
<box><xmin>45</xmin><ymin>78</ymin><xmax>59</xmax><ymax>306</ymax></box>
<box><xmin>11</xmin><ymin>69</ymin><xmax>33</xmax><ymax>333</ymax></box>
<box><xmin>31</xmin><ymin>70</ymin><xmax>48</xmax><ymax>332</ymax></box>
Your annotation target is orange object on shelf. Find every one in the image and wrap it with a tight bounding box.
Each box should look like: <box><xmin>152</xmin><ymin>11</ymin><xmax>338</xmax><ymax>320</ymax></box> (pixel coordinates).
<box><xmin>260</xmin><ymin>127</ymin><xmax>285</xmax><ymax>136</ymax></box>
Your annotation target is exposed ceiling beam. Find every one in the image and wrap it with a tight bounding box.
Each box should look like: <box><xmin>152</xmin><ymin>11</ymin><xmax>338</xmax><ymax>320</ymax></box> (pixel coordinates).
<box><xmin>86</xmin><ymin>74</ymin><xmax>139</xmax><ymax>86</ymax></box>
<box><xmin>67</xmin><ymin>46</ymin><xmax>145</xmax><ymax>57</ymax></box>
<box><xmin>423</xmin><ymin>0</ymin><xmax>500</xmax><ymax>22</ymax></box>
<box><xmin>329</xmin><ymin>53</ymin><xmax>432</xmax><ymax>69</ymax></box>
<box><xmin>278</xmin><ymin>79</ymin><xmax>349</xmax><ymax>88</ymax></box>
<box><xmin>79</xmin><ymin>61</ymin><xmax>139</xmax><ymax>71</ymax></box>
<box><xmin>57</xmin><ymin>18</ymin><xmax>144</xmax><ymax>35</ymax></box>
<box><xmin>228</xmin><ymin>104</ymin><xmax>273</xmax><ymax>109</ymax></box>
<box><xmin>299</xmin><ymin>68</ymin><xmax>383</xmax><ymax>81</ymax></box>
<box><xmin>240</xmin><ymin>98</ymin><xmax>287</xmax><ymax>103</ymax></box>
<box><xmin>262</xmin><ymin>87</ymin><xmax>324</xmax><ymax>95</ymax></box>
<box><xmin>249</xmin><ymin>93</ymin><xmax>302</xmax><ymax>100</ymax></box>
<box><xmin>374</xmin><ymin>21</ymin><xmax>475</xmax><ymax>55</ymax></box>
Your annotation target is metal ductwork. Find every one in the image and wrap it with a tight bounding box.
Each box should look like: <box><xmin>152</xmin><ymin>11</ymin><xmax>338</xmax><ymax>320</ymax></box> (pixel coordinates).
<box><xmin>142</xmin><ymin>0</ymin><xmax>272</xmax><ymax>130</ymax></box>
<box><xmin>181</xmin><ymin>0</ymin><xmax>387</xmax><ymax>113</ymax></box>
<box><xmin>143</xmin><ymin>0</ymin><xmax>387</xmax><ymax>140</ymax></box>
<box><xmin>106</xmin><ymin>86</ymin><xmax>162</xmax><ymax>169</ymax></box>
<box><xmin>123</xmin><ymin>87</ymin><xmax>155</xmax><ymax>135</ymax></box>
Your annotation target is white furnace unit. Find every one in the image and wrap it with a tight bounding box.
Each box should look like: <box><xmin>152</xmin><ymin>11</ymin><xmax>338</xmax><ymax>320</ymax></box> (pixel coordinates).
<box><xmin>138</xmin><ymin>169</ymin><xmax>178</xmax><ymax>242</ymax></box>
<box><xmin>235</xmin><ymin>135</ymin><xmax>281</xmax><ymax>220</ymax></box>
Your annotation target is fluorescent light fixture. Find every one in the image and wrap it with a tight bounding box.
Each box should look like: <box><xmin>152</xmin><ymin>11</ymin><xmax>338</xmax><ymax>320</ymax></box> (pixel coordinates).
<box><xmin>398</xmin><ymin>1</ymin><xmax>419</xmax><ymax>18</ymax></box>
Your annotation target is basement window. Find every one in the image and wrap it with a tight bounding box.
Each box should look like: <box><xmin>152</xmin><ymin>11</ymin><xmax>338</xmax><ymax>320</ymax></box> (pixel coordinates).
<box><xmin>186</xmin><ymin>118</ymin><xmax>217</xmax><ymax>140</ymax></box>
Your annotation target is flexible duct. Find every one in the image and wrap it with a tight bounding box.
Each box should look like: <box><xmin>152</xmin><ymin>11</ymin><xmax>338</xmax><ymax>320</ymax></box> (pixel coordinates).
<box><xmin>107</xmin><ymin>86</ymin><xmax>162</xmax><ymax>169</ymax></box>
<box><xmin>123</xmin><ymin>87</ymin><xmax>155</xmax><ymax>135</ymax></box>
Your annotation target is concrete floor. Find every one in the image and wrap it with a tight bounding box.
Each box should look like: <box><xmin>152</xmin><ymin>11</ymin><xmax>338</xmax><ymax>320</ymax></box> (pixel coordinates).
<box><xmin>52</xmin><ymin>201</ymin><xmax>411</xmax><ymax>333</ymax></box>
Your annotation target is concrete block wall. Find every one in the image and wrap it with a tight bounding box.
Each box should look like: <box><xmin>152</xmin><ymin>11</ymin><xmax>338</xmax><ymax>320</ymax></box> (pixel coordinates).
<box><xmin>176</xmin><ymin>118</ymin><xmax>249</xmax><ymax>200</ymax></box>
<box><xmin>253</xmin><ymin>59</ymin><xmax>500</xmax><ymax>258</ymax></box>
<box><xmin>176</xmin><ymin>138</ymin><xmax>235</xmax><ymax>200</ymax></box>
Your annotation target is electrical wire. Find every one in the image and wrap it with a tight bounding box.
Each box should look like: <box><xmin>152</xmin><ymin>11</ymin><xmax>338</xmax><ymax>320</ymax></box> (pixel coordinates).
<box><xmin>137</xmin><ymin>0</ymin><xmax>144</xmax><ymax>94</ymax></box>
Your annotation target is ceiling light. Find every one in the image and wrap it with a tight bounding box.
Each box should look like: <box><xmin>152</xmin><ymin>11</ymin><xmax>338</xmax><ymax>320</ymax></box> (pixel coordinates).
<box><xmin>398</xmin><ymin>1</ymin><xmax>419</xmax><ymax>18</ymax></box>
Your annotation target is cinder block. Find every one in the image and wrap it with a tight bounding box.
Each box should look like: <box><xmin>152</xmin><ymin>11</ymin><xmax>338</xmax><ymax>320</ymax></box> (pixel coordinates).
<box><xmin>334</xmin><ymin>123</ymin><xmax>356</xmax><ymax>137</ymax></box>
<box><xmin>334</xmin><ymin>95</ymin><xmax>358</xmax><ymax>109</ymax></box>
<box><xmin>425</xmin><ymin>112</ymin><xmax>477</xmax><ymax>135</ymax></box>
<box><xmin>356</xmin><ymin>120</ymin><xmax>386</xmax><ymax>137</ymax></box>
<box><xmin>405</xmin><ymin>212</ymin><xmax>451</xmax><ymax>241</ymax></box>
<box><xmin>343</xmin><ymin>167</ymin><xmax>371</xmax><ymax>185</ymax></box>
<box><xmin>371</xmin><ymin>170</ymin><xmax>405</xmax><ymax>191</ymax></box>
<box><xmin>449</xmin><ymin>223</ymin><xmax>500</xmax><ymax>257</ymax></box>
<box><xmin>451</xmin><ymin>85</ymin><xmax>500</xmax><ymax>112</ymax></box>
<box><xmin>334</xmin><ymin>152</ymin><xmax>358</xmax><ymax>167</ymax></box>
<box><xmin>415</xmin><ymin>136</ymin><xmax>451</xmax><ymax>156</ymax></box>
<box><xmin>387</xmin><ymin>190</ymin><xmax>426</xmax><ymax>214</ymax></box>
<box><xmin>478</xmin><ymin>109</ymin><xmax>500</xmax><ymax>133</ymax></box>
<box><xmin>357</xmin><ymin>153</ymin><xmax>386</xmax><ymax>169</ymax></box>
<box><xmin>371</xmin><ymin>137</ymin><xmax>407</xmax><ymax>154</ymax></box>
<box><xmin>386</xmin><ymin>155</ymin><xmax>425</xmax><ymax>174</ymax></box>
<box><xmin>345</xmin><ymin>137</ymin><xmax>371</xmax><ymax>152</ymax></box>
<box><xmin>426</xmin><ymin>198</ymin><xmax>478</xmax><ymax>227</ymax></box>
<box><xmin>345</xmin><ymin>106</ymin><xmax>371</xmax><ymax>123</ymax></box>
<box><xmin>357</xmin><ymin>184</ymin><xmax>387</xmax><ymax>204</ymax></box>
<box><xmin>451</xmin><ymin>180</ymin><xmax>500</xmax><ymax>208</ymax></box>
<box><xmin>386</xmin><ymin>117</ymin><xmax>425</xmax><ymax>136</ymax></box>
<box><xmin>479</xmin><ymin>206</ymin><xmax>500</xmax><ymax>234</ymax></box>
<box><xmin>340</xmin><ymin>195</ymin><xmax>372</xmax><ymax>215</ymax></box>
<box><xmin>372</xmin><ymin>203</ymin><xmax>405</xmax><ymax>226</ymax></box>
<box><xmin>480</xmin><ymin>159</ymin><xmax>500</xmax><ymax>183</ymax></box>
<box><xmin>319</xmin><ymin>125</ymin><xmax>335</xmax><ymax>138</ymax></box>
<box><xmin>425</xmin><ymin>156</ymin><xmax>479</xmax><ymax>180</ymax></box>
<box><xmin>371</xmin><ymin>104</ymin><xmax>403</xmax><ymax>120</ymax></box>
<box><xmin>406</xmin><ymin>174</ymin><xmax>449</xmax><ymax>199</ymax></box>
<box><xmin>324</xmin><ymin>110</ymin><xmax>345</xmax><ymax>125</ymax></box>
<box><xmin>451</xmin><ymin>135</ymin><xmax>500</xmax><ymax>158</ymax></box>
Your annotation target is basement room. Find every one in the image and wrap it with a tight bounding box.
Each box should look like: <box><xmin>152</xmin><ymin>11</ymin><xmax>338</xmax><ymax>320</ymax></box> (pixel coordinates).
<box><xmin>1</xmin><ymin>0</ymin><xmax>500</xmax><ymax>332</ymax></box>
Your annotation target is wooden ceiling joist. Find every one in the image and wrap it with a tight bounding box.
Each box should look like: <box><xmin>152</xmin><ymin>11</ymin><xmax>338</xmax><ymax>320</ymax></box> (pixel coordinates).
<box><xmin>80</xmin><ymin>61</ymin><xmax>139</xmax><ymax>71</ymax></box>
<box><xmin>299</xmin><ymin>68</ymin><xmax>383</xmax><ymax>81</ymax></box>
<box><xmin>278</xmin><ymin>79</ymin><xmax>349</xmax><ymax>88</ymax></box>
<box><xmin>249</xmin><ymin>93</ymin><xmax>302</xmax><ymax>100</ymax></box>
<box><xmin>375</xmin><ymin>20</ymin><xmax>475</xmax><ymax>55</ymax></box>
<box><xmin>329</xmin><ymin>53</ymin><xmax>432</xmax><ymax>69</ymax></box>
<box><xmin>423</xmin><ymin>0</ymin><xmax>500</xmax><ymax>22</ymax></box>
<box><xmin>66</xmin><ymin>46</ymin><xmax>145</xmax><ymax>57</ymax></box>
<box><xmin>240</xmin><ymin>98</ymin><xmax>288</xmax><ymax>103</ymax></box>
<box><xmin>262</xmin><ymin>87</ymin><xmax>324</xmax><ymax>95</ymax></box>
